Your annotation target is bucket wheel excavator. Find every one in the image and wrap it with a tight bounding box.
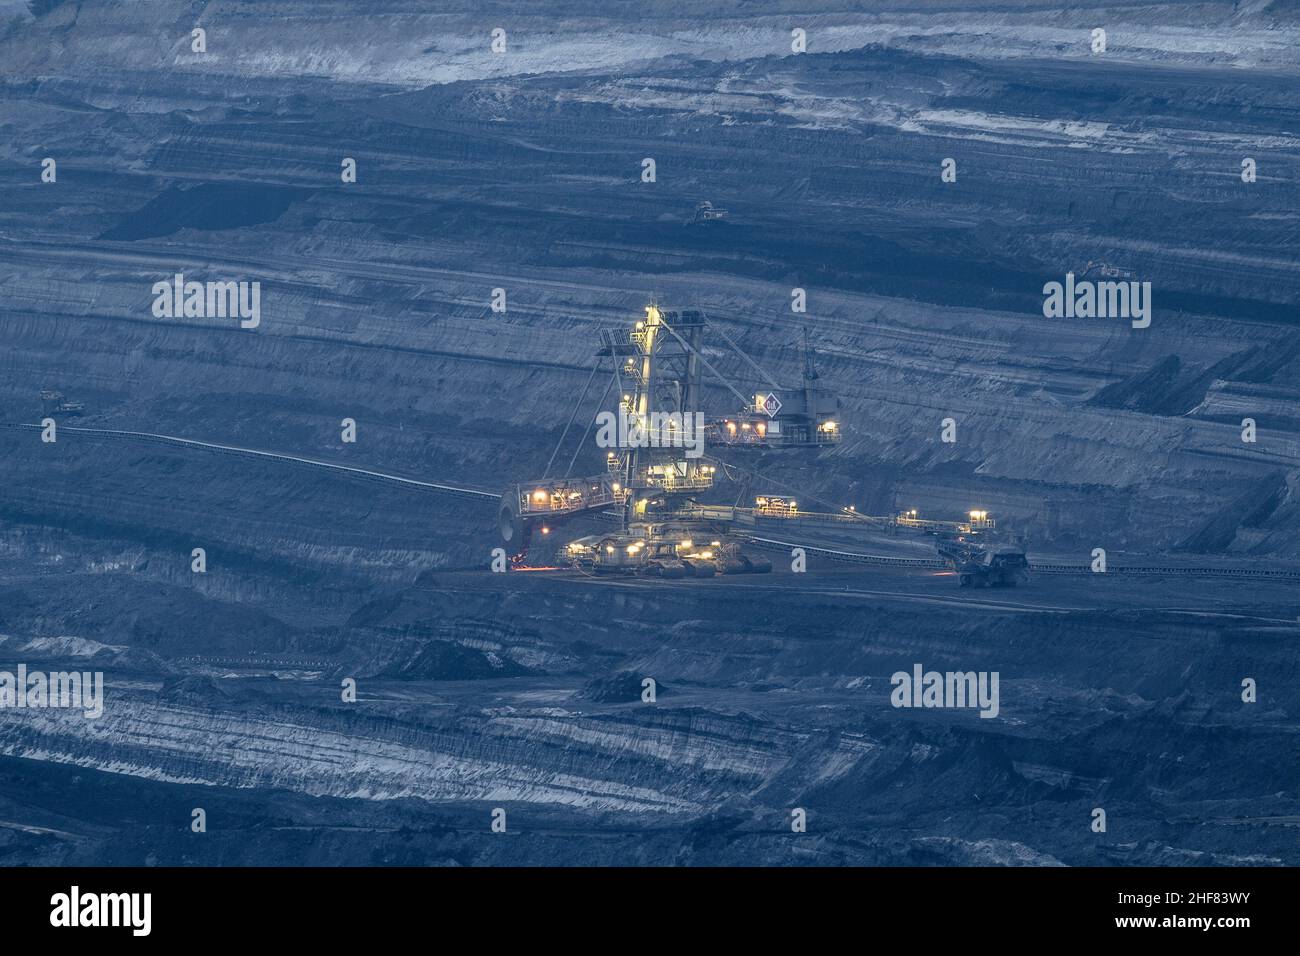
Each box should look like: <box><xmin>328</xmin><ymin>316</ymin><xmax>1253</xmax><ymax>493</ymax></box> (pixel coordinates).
<box><xmin>495</xmin><ymin>301</ymin><xmax>835</xmax><ymax>577</ymax></box>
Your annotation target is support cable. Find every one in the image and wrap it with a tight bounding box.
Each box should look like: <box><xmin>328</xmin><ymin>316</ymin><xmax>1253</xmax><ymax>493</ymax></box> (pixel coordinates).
<box><xmin>656</xmin><ymin>320</ymin><xmax>752</xmax><ymax>408</ymax></box>
<box><xmin>543</xmin><ymin>361</ymin><xmax>600</xmax><ymax>479</ymax></box>
<box><xmin>565</xmin><ymin>366</ymin><xmax>617</xmax><ymax>478</ymax></box>
<box><xmin>712</xmin><ymin>323</ymin><xmax>782</xmax><ymax>391</ymax></box>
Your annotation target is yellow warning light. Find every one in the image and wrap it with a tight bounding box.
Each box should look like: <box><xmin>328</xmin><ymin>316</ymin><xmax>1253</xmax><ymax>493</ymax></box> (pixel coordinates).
<box><xmin>532</xmin><ymin>490</ymin><xmax>547</xmax><ymax>503</ymax></box>
<box><xmin>541</xmin><ymin>526</ymin><xmax>550</xmax><ymax>535</ymax></box>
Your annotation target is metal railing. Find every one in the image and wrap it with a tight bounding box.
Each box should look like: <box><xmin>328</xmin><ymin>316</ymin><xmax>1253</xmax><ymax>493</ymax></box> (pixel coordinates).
<box><xmin>515</xmin><ymin>475</ymin><xmax>624</xmax><ymax>516</ymax></box>
<box><xmin>644</xmin><ymin>473</ymin><xmax>713</xmax><ymax>491</ymax></box>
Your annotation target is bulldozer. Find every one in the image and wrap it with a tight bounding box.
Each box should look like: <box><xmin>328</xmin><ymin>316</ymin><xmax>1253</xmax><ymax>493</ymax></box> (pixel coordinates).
<box><xmin>689</xmin><ymin>200</ymin><xmax>728</xmax><ymax>224</ymax></box>
<box><xmin>40</xmin><ymin>390</ymin><xmax>84</xmax><ymax>417</ymax></box>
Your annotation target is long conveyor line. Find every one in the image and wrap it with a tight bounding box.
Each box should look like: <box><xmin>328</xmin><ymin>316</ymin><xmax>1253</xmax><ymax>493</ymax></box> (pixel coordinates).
<box><xmin>7</xmin><ymin>422</ymin><xmax>1300</xmax><ymax>582</ymax></box>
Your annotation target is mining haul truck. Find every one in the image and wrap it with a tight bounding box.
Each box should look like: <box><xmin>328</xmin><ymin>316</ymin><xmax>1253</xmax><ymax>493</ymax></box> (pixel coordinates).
<box><xmin>936</xmin><ymin>535</ymin><xmax>1030</xmax><ymax>588</ymax></box>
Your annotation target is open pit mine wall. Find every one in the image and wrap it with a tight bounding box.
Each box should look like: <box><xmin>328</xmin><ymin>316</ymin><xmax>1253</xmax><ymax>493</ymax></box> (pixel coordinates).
<box><xmin>1</xmin><ymin>0</ymin><xmax>1299</xmax><ymax>576</ymax></box>
<box><xmin>0</xmin><ymin>0</ymin><xmax>1298</xmax><ymax>871</ymax></box>
<box><xmin>1</xmin><ymin>567</ymin><xmax>1297</xmax><ymax>866</ymax></box>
